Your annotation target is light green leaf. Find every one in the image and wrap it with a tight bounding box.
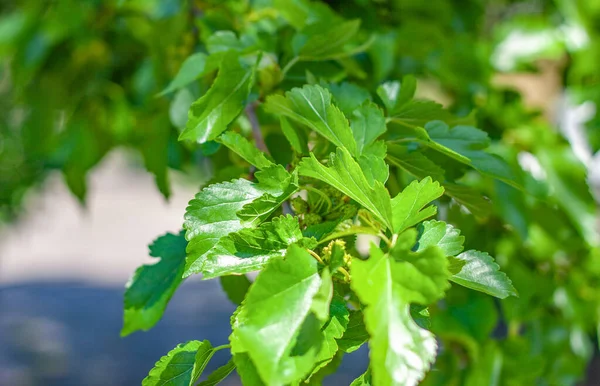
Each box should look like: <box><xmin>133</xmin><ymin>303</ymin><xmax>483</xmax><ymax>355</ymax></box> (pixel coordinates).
<box><xmin>264</xmin><ymin>84</ymin><xmax>357</xmax><ymax>155</ymax></box>
<box><xmin>273</xmin><ymin>0</ymin><xmax>310</xmax><ymax>29</ymax></box>
<box><xmin>351</xmin><ymin>101</ymin><xmax>387</xmax><ymax>155</ymax></box>
<box><xmin>142</xmin><ymin>340</ymin><xmax>214</xmax><ymax>386</ymax></box>
<box><xmin>350</xmin><ymin>369</ymin><xmax>372</xmax><ymax>386</ymax></box>
<box><xmin>122</xmin><ymin>232</ymin><xmax>187</xmax><ymax>336</ymax></box>
<box><xmin>299</xmin><ymin>148</ymin><xmax>393</xmax><ymax>230</ymax></box>
<box><xmin>230</xmin><ymin>244</ymin><xmax>324</xmax><ymax>385</ymax></box>
<box><xmin>325</xmin><ymin>82</ymin><xmax>371</xmax><ymax>116</ymax></box>
<box><xmin>450</xmin><ymin>250</ymin><xmax>518</xmax><ymax>299</ymax></box>
<box><xmin>202</xmin><ymin>215</ymin><xmax>304</xmax><ymax>279</ymax></box>
<box><xmin>220</xmin><ymin>275</ymin><xmax>252</xmax><ymax>305</ymax></box>
<box><xmin>416</xmin><ymin>220</ymin><xmax>465</xmax><ymax>256</ymax></box>
<box><xmin>179</xmin><ymin>52</ymin><xmax>255</xmax><ymax>143</ymax></box>
<box><xmin>337</xmin><ymin>310</ymin><xmax>368</xmax><ymax>353</ymax></box>
<box><xmin>217</xmin><ymin>131</ymin><xmax>273</xmax><ymax>169</ymax></box>
<box><xmin>280</xmin><ymin>117</ymin><xmax>309</xmax><ymax>154</ymax></box>
<box><xmin>160</xmin><ymin>53</ymin><xmax>209</xmax><ymax>96</ymax></box>
<box><xmin>197</xmin><ymin>359</ymin><xmax>236</xmax><ymax>386</ymax></box>
<box><xmin>233</xmin><ymin>353</ymin><xmax>265</xmax><ymax>386</ymax></box>
<box><xmin>358</xmin><ymin>141</ymin><xmax>389</xmax><ymax>185</ymax></box>
<box><xmin>296</xmin><ymin>20</ymin><xmax>361</xmax><ymax>61</ymax></box>
<box><xmin>351</xmin><ymin>242</ymin><xmax>449</xmax><ymax>386</ymax></box>
<box><xmin>236</xmin><ymin>168</ymin><xmax>299</xmax><ymax>225</ymax></box>
<box><xmin>183</xmin><ymin>165</ymin><xmax>295</xmax><ymax>278</ymax></box>
<box><xmin>391</xmin><ymin>177</ymin><xmax>444</xmax><ymax>234</ymax></box>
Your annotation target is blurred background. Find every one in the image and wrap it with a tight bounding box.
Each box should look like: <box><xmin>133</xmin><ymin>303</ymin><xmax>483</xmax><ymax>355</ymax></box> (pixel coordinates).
<box><xmin>1</xmin><ymin>0</ymin><xmax>599</xmax><ymax>385</ymax></box>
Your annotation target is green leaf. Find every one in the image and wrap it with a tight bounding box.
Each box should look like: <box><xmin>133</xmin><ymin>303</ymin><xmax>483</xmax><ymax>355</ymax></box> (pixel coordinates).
<box><xmin>202</xmin><ymin>215</ymin><xmax>304</xmax><ymax>279</ymax></box>
<box><xmin>386</xmin><ymin>144</ymin><xmax>446</xmax><ymax>182</ymax></box>
<box><xmin>358</xmin><ymin>141</ymin><xmax>389</xmax><ymax>185</ymax></box>
<box><xmin>197</xmin><ymin>359</ymin><xmax>236</xmax><ymax>386</ymax></box>
<box><xmin>206</xmin><ymin>31</ymin><xmax>246</xmax><ymax>54</ymax></box>
<box><xmin>142</xmin><ymin>340</ymin><xmax>214</xmax><ymax>386</ymax></box>
<box><xmin>391</xmin><ymin>177</ymin><xmax>444</xmax><ymax>234</ymax></box>
<box><xmin>416</xmin><ymin>220</ymin><xmax>465</xmax><ymax>256</ymax></box>
<box><xmin>351</xmin><ymin>101</ymin><xmax>387</xmax><ymax>155</ymax></box>
<box><xmin>450</xmin><ymin>250</ymin><xmax>518</xmax><ymax>299</ymax></box>
<box><xmin>443</xmin><ymin>183</ymin><xmax>493</xmax><ymax>218</ymax></box>
<box><xmin>377</xmin><ymin>76</ymin><xmax>416</xmax><ymax>114</ymax></box>
<box><xmin>230</xmin><ymin>244</ymin><xmax>324</xmax><ymax>385</ymax></box>
<box><xmin>236</xmin><ymin>168</ymin><xmax>299</xmax><ymax>225</ymax></box>
<box><xmin>351</xmin><ymin>242</ymin><xmax>449</xmax><ymax>386</ymax></box>
<box><xmin>280</xmin><ymin>117</ymin><xmax>309</xmax><ymax>154</ymax></box>
<box><xmin>183</xmin><ymin>166</ymin><xmax>296</xmax><ymax>278</ymax></box>
<box><xmin>179</xmin><ymin>52</ymin><xmax>255</xmax><ymax>144</ymax></box>
<box><xmin>217</xmin><ymin>131</ymin><xmax>273</xmax><ymax>169</ymax></box>
<box><xmin>273</xmin><ymin>0</ymin><xmax>310</xmax><ymax>29</ymax></box>
<box><xmin>296</xmin><ymin>20</ymin><xmax>361</xmax><ymax>61</ymax></box>
<box><xmin>264</xmin><ymin>84</ymin><xmax>357</xmax><ymax>155</ymax></box>
<box><xmin>220</xmin><ymin>275</ymin><xmax>252</xmax><ymax>305</ymax></box>
<box><xmin>337</xmin><ymin>310</ymin><xmax>369</xmax><ymax>353</ymax></box>
<box><xmin>233</xmin><ymin>353</ymin><xmax>265</xmax><ymax>386</ymax></box>
<box><xmin>308</xmin><ymin>294</ymin><xmax>350</xmax><ymax>378</ymax></box>
<box><xmin>299</xmin><ymin>148</ymin><xmax>393</xmax><ymax>230</ymax></box>
<box><xmin>424</xmin><ymin>121</ymin><xmax>517</xmax><ymax>185</ymax></box>
<box><xmin>325</xmin><ymin>82</ymin><xmax>371</xmax><ymax>116</ymax></box>
<box><xmin>350</xmin><ymin>369</ymin><xmax>372</xmax><ymax>386</ymax></box>
<box><xmin>160</xmin><ymin>53</ymin><xmax>211</xmax><ymax>96</ymax></box>
<box><xmin>122</xmin><ymin>231</ymin><xmax>187</xmax><ymax>336</ymax></box>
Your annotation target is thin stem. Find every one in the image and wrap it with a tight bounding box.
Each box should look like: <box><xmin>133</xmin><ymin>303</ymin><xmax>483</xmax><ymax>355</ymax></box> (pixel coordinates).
<box><xmin>302</xmin><ymin>186</ymin><xmax>333</xmax><ymax>212</ymax></box>
<box><xmin>378</xmin><ymin>232</ymin><xmax>392</xmax><ymax>246</ymax></box>
<box><xmin>308</xmin><ymin>249</ymin><xmax>324</xmax><ymax>264</ymax></box>
<box><xmin>245</xmin><ymin>102</ymin><xmax>269</xmax><ymax>154</ymax></box>
<box><xmin>338</xmin><ymin>267</ymin><xmax>351</xmax><ymax>282</ymax></box>
<box><xmin>214</xmin><ymin>344</ymin><xmax>231</xmax><ymax>352</ymax></box>
<box><xmin>280</xmin><ymin>56</ymin><xmax>300</xmax><ymax>80</ymax></box>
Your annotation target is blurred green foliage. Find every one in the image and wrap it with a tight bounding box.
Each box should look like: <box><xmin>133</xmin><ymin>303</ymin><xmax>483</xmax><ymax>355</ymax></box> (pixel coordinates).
<box><xmin>1</xmin><ymin>0</ymin><xmax>599</xmax><ymax>385</ymax></box>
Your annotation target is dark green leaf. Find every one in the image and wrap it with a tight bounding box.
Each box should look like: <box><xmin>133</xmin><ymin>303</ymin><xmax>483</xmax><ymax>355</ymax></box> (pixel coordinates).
<box><xmin>220</xmin><ymin>275</ymin><xmax>252</xmax><ymax>305</ymax></box>
<box><xmin>280</xmin><ymin>116</ymin><xmax>309</xmax><ymax>154</ymax></box>
<box><xmin>325</xmin><ymin>82</ymin><xmax>371</xmax><ymax>116</ymax></box>
<box><xmin>122</xmin><ymin>231</ymin><xmax>187</xmax><ymax>336</ymax></box>
<box><xmin>386</xmin><ymin>144</ymin><xmax>446</xmax><ymax>182</ymax></box>
<box><xmin>197</xmin><ymin>359</ymin><xmax>236</xmax><ymax>386</ymax></box>
<box><xmin>297</xmin><ymin>20</ymin><xmax>361</xmax><ymax>61</ymax></box>
<box><xmin>337</xmin><ymin>310</ymin><xmax>368</xmax><ymax>353</ymax></box>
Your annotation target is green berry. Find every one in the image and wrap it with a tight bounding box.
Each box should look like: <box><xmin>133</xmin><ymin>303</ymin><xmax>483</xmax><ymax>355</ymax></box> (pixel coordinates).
<box><xmin>303</xmin><ymin>213</ymin><xmax>323</xmax><ymax>226</ymax></box>
<box><xmin>291</xmin><ymin>197</ymin><xmax>308</xmax><ymax>214</ymax></box>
